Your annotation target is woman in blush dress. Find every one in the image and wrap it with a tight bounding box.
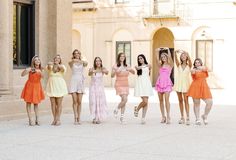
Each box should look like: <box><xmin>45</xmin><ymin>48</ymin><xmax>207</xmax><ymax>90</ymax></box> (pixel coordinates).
<box><xmin>68</xmin><ymin>49</ymin><xmax>88</xmax><ymax>125</ymax></box>
<box><xmin>134</xmin><ymin>54</ymin><xmax>153</xmax><ymax>124</ymax></box>
<box><xmin>111</xmin><ymin>52</ymin><xmax>135</xmax><ymax>124</ymax></box>
<box><xmin>155</xmin><ymin>47</ymin><xmax>174</xmax><ymax>124</ymax></box>
<box><xmin>88</xmin><ymin>57</ymin><xmax>108</xmax><ymax>124</ymax></box>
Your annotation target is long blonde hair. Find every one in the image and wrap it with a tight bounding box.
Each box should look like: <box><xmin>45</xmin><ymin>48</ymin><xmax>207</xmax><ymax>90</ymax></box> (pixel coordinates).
<box><xmin>31</xmin><ymin>55</ymin><xmax>42</xmax><ymax>70</ymax></box>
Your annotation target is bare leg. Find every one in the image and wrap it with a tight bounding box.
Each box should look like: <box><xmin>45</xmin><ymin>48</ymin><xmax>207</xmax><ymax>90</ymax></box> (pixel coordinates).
<box><xmin>158</xmin><ymin>92</ymin><xmax>166</xmax><ymax>123</ymax></box>
<box><xmin>26</xmin><ymin>103</ymin><xmax>33</xmax><ymax>126</ymax></box>
<box><xmin>71</xmin><ymin>93</ymin><xmax>78</xmax><ymax>124</ymax></box>
<box><xmin>77</xmin><ymin>93</ymin><xmax>83</xmax><ymax>123</ymax></box>
<box><xmin>34</xmin><ymin>104</ymin><xmax>40</xmax><ymax>125</ymax></box>
<box><xmin>176</xmin><ymin>92</ymin><xmax>184</xmax><ymax>123</ymax></box>
<box><xmin>141</xmin><ymin>97</ymin><xmax>148</xmax><ymax>124</ymax></box>
<box><xmin>164</xmin><ymin>92</ymin><xmax>171</xmax><ymax>124</ymax></box>
<box><xmin>193</xmin><ymin>98</ymin><xmax>201</xmax><ymax>125</ymax></box>
<box><xmin>50</xmin><ymin>97</ymin><xmax>56</xmax><ymax>125</ymax></box>
<box><xmin>119</xmin><ymin>94</ymin><xmax>128</xmax><ymax>123</ymax></box>
<box><xmin>183</xmin><ymin>93</ymin><xmax>190</xmax><ymax>125</ymax></box>
<box><xmin>202</xmin><ymin>98</ymin><xmax>213</xmax><ymax>124</ymax></box>
<box><xmin>55</xmin><ymin>97</ymin><xmax>63</xmax><ymax>125</ymax></box>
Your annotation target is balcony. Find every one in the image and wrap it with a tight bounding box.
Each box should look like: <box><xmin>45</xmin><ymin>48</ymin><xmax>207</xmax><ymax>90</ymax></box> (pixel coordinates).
<box><xmin>73</xmin><ymin>0</ymin><xmax>97</xmax><ymax>12</ymax></box>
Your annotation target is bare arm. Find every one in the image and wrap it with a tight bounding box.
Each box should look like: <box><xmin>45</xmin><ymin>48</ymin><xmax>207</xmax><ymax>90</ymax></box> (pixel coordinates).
<box><xmin>155</xmin><ymin>48</ymin><xmax>161</xmax><ymax>67</ymax></box>
<box><xmin>167</xmin><ymin>48</ymin><xmax>174</xmax><ymax>68</ymax></box>
<box><xmin>174</xmin><ymin>50</ymin><xmax>180</xmax><ymax>67</ymax></box>
<box><xmin>58</xmin><ymin>64</ymin><xmax>65</xmax><ymax>72</ymax></box>
<box><xmin>111</xmin><ymin>65</ymin><xmax>116</xmax><ymax>78</ymax></box>
<box><xmin>21</xmin><ymin>68</ymin><xmax>31</xmax><ymax>77</ymax></box>
<box><xmin>186</xmin><ymin>52</ymin><xmax>192</xmax><ymax>68</ymax></box>
<box><xmin>82</xmin><ymin>60</ymin><xmax>88</xmax><ymax>67</ymax></box>
<box><xmin>102</xmin><ymin>67</ymin><xmax>109</xmax><ymax>75</ymax></box>
<box><xmin>88</xmin><ymin>67</ymin><xmax>94</xmax><ymax>76</ymax></box>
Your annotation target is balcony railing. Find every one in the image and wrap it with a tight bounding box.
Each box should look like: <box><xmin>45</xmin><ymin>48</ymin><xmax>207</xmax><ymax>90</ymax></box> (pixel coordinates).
<box><xmin>73</xmin><ymin>0</ymin><xmax>97</xmax><ymax>12</ymax></box>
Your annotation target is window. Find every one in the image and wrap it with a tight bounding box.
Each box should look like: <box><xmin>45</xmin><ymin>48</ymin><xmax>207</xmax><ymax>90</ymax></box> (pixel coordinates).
<box><xmin>116</xmin><ymin>41</ymin><xmax>131</xmax><ymax>65</ymax></box>
<box><xmin>196</xmin><ymin>40</ymin><xmax>213</xmax><ymax>71</ymax></box>
<box><xmin>13</xmin><ymin>1</ymin><xmax>35</xmax><ymax>68</ymax></box>
<box><xmin>115</xmin><ymin>0</ymin><xmax>129</xmax><ymax>4</ymax></box>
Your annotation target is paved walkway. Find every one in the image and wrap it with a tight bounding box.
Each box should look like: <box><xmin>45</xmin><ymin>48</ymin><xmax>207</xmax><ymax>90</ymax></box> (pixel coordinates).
<box><xmin>0</xmin><ymin>88</ymin><xmax>236</xmax><ymax>160</ymax></box>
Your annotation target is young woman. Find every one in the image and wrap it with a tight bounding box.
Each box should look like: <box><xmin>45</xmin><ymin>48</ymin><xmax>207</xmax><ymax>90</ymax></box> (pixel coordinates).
<box><xmin>134</xmin><ymin>54</ymin><xmax>153</xmax><ymax>124</ymax></box>
<box><xmin>21</xmin><ymin>56</ymin><xmax>45</xmax><ymax>126</ymax></box>
<box><xmin>68</xmin><ymin>49</ymin><xmax>88</xmax><ymax>125</ymax></box>
<box><xmin>155</xmin><ymin>47</ymin><xmax>174</xmax><ymax>124</ymax></box>
<box><xmin>174</xmin><ymin>49</ymin><xmax>192</xmax><ymax>125</ymax></box>
<box><xmin>111</xmin><ymin>52</ymin><xmax>135</xmax><ymax>124</ymax></box>
<box><xmin>88</xmin><ymin>57</ymin><xmax>108</xmax><ymax>124</ymax></box>
<box><xmin>46</xmin><ymin>55</ymin><xmax>68</xmax><ymax>126</ymax></box>
<box><xmin>187</xmin><ymin>58</ymin><xmax>213</xmax><ymax>125</ymax></box>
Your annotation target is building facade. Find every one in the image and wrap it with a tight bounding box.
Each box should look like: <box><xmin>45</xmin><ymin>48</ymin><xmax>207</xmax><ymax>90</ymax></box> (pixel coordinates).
<box><xmin>1</xmin><ymin>0</ymin><xmax>236</xmax><ymax>98</ymax></box>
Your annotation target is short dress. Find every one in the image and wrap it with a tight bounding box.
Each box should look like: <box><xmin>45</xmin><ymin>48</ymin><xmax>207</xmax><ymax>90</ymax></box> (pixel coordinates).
<box><xmin>134</xmin><ymin>66</ymin><xmax>153</xmax><ymax>97</ymax></box>
<box><xmin>46</xmin><ymin>65</ymin><xmax>68</xmax><ymax>97</ymax></box>
<box><xmin>21</xmin><ymin>71</ymin><xmax>45</xmax><ymax>104</ymax></box>
<box><xmin>89</xmin><ymin>72</ymin><xmax>107</xmax><ymax>120</ymax></box>
<box><xmin>114</xmin><ymin>66</ymin><xmax>129</xmax><ymax>95</ymax></box>
<box><xmin>69</xmin><ymin>63</ymin><xmax>85</xmax><ymax>93</ymax></box>
<box><xmin>174</xmin><ymin>65</ymin><xmax>191</xmax><ymax>93</ymax></box>
<box><xmin>187</xmin><ymin>70</ymin><xmax>212</xmax><ymax>99</ymax></box>
<box><xmin>155</xmin><ymin>66</ymin><xmax>173</xmax><ymax>93</ymax></box>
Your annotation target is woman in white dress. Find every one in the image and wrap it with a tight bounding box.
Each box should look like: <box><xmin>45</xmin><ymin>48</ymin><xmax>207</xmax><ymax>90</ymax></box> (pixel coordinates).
<box><xmin>134</xmin><ymin>54</ymin><xmax>153</xmax><ymax>124</ymax></box>
<box><xmin>68</xmin><ymin>49</ymin><xmax>88</xmax><ymax>124</ymax></box>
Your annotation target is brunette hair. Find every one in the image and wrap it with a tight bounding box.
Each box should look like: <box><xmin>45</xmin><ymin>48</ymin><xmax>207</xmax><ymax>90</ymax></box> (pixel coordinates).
<box><xmin>137</xmin><ymin>54</ymin><xmax>148</xmax><ymax>76</ymax></box>
<box><xmin>116</xmin><ymin>52</ymin><xmax>127</xmax><ymax>67</ymax></box>
<box><xmin>93</xmin><ymin>57</ymin><xmax>103</xmax><ymax>70</ymax></box>
<box><xmin>193</xmin><ymin>58</ymin><xmax>203</xmax><ymax>69</ymax></box>
<box><xmin>54</xmin><ymin>54</ymin><xmax>62</xmax><ymax>64</ymax></box>
<box><xmin>72</xmin><ymin>49</ymin><xmax>81</xmax><ymax>59</ymax></box>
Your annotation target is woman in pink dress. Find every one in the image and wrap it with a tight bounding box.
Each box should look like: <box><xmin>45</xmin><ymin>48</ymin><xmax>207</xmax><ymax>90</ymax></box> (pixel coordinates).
<box><xmin>88</xmin><ymin>57</ymin><xmax>108</xmax><ymax>124</ymax></box>
<box><xmin>155</xmin><ymin>47</ymin><xmax>174</xmax><ymax>124</ymax></box>
<box><xmin>111</xmin><ymin>53</ymin><xmax>135</xmax><ymax>124</ymax></box>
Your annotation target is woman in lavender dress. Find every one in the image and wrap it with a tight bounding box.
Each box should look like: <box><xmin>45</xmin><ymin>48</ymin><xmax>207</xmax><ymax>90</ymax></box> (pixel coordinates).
<box><xmin>88</xmin><ymin>57</ymin><xmax>108</xmax><ymax>124</ymax></box>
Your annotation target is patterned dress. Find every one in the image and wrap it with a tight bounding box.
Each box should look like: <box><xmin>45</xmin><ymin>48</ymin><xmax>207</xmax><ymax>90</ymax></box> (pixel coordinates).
<box><xmin>155</xmin><ymin>66</ymin><xmax>173</xmax><ymax>93</ymax></box>
<box><xmin>89</xmin><ymin>72</ymin><xmax>107</xmax><ymax>120</ymax></box>
<box><xmin>69</xmin><ymin>63</ymin><xmax>85</xmax><ymax>94</ymax></box>
<box><xmin>114</xmin><ymin>66</ymin><xmax>129</xmax><ymax>95</ymax></box>
<box><xmin>21</xmin><ymin>71</ymin><xmax>45</xmax><ymax>104</ymax></box>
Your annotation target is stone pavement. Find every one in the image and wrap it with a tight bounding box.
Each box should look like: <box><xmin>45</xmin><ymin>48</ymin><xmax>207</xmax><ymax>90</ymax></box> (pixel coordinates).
<box><xmin>0</xmin><ymin>88</ymin><xmax>236</xmax><ymax>160</ymax></box>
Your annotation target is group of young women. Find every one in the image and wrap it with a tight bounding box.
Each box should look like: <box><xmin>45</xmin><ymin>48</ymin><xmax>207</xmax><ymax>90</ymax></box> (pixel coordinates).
<box><xmin>20</xmin><ymin>48</ymin><xmax>213</xmax><ymax>126</ymax></box>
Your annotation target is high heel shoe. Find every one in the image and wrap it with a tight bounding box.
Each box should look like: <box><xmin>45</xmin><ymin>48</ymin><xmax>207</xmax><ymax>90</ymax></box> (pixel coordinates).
<box><xmin>201</xmin><ymin>115</ymin><xmax>208</xmax><ymax>125</ymax></box>
<box><xmin>29</xmin><ymin>120</ymin><xmax>34</xmax><ymax>126</ymax></box>
<box><xmin>35</xmin><ymin>120</ymin><xmax>40</xmax><ymax>126</ymax></box>
<box><xmin>160</xmin><ymin>117</ymin><xmax>166</xmax><ymax>123</ymax></box>
<box><xmin>120</xmin><ymin>114</ymin><xmax>126</xmax><ymax>124</ymax></box>
<box><xmin>113</xmin><ymin>108</ymin><xmax>119</xmax><ymax>118</ymax></box>
<box><xmin>141</xmin><ymin>118</ymin><xmax>146</xmax><ymax>125</ymax></box>
<box><xmin>134</xmin><ymin>106</ymin><xmax>138</xmax><ymax>117</ymax></box>
<box><xmin>195</xmin><ymin>119</ymin><xmax>201</xmax><ymax>125</ymax></box>
<box><xmin>186</xmin><ymin>118</ymin><xmax>190</xmax><ymax>125</ymax></box>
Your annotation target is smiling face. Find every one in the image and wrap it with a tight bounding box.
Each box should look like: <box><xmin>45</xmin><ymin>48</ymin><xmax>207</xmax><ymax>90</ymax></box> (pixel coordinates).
<box><xmin>54</xmin><ymin>55</ymin><xmax>61</xmax><ymax>64</ymax></box>
<box><xmin>119</xmin><ymin>53</ymin><xmax>126</xmax><ymax>62</ymax></box>
<box><xmin>95</xmin><ymin>57</ymin><xmax>102</xmax><ymax>67</ymax></box>
<box><xmin>194</xmin><ymin>58</ymin><xmax>203</xmax><ymax>68</ymax></box>
<box><xmin>160</xmin><ymin>53</ymin><xmax>167</xmax><ymax>63</ymax></box>
<box><xmin>180</xmin><ymin>52</ymin><xmax>187</xmax><ymax>61</ymax></box>
<box><xmin>73</xmin><ymin>50</ymin><xmax>81</xmax><ymax>59</ymax></box>
<box><xmin>33</xmin><ymin>57</ymin><xmax>41</xmax><ymax>68</ymax></box>
<box><xmin>138</xmin><ymin>56</ymin><xmax>144</xmax><ymax>64</ymax></box>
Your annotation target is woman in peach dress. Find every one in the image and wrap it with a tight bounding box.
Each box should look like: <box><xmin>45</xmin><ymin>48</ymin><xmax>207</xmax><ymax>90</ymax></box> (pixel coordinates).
<box><xmin>187</xmin><ymin>58</ymin><xmax>213</xmax><ymax>125</ymax></box>
<box><xmin>21</xmin><ymin>56</ymin><xmax>45</xmax><ymax>126</ymax></box>
<box><xmin>111</xmin><ymin>53</ymin><xmax>135</xmax><ymax>124</ymax></box>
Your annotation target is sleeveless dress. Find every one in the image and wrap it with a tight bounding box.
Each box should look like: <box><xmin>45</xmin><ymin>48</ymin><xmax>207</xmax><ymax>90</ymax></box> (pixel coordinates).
<box><xmin>21</xmin><ymin>71</ymin><xmax>45</xmax><ymax>104</ymax></box>
<box><xmin>46</xmin><ymin>65</ymin><xmax>68</xmax><ymax>97</ymax></box>
<box><xmin>114</xmin><ymin>67</ymin><xmax>129</xmax><ymax>95</ymax></box>
<box><xmin>134</xmin><ymin>66</ymin><xmax>153</xmax><ymax>97</ymax></box>
<box><xmin>89</xmin><ymin>72</ymin><xmax>107</xmax><ymax>120</ymax></box>
<box><xmin>187</xmin><ymin>70</ymin><xmax>212</xmax><ymax>99</ymax></box>
<box><xmin>155</xmin><ymin>66</ymin><xmax>173</xmax><ymax>93</ymax></box>
<box><xmin>69</xmin><ymin>63</ymin><xmax>85</xmax><ymax>93</ymax></box>
<box><xmin>174</xmin><ymin>65</ymin><xmax>191</xmax><ymax>93</ymax></box>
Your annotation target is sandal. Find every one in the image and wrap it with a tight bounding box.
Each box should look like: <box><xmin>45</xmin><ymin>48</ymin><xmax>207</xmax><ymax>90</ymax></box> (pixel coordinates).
<box><xmin>186</xmin><ymin>118</ymin><xmax>190</xmax><ymax>125</ymax></box>
<box><xmin>201</xmin><ymin>115</ymin><xmax>208</xmax><ymax>125</ymax></box>
<box><xmin>160</xmin><ymin>116</ymin><xmax>166</xmax><ymax>123</ymax></box>
<box><xmin>178</xmin><ymin>118</ymin><xmax>185</xmax><ymax>124</ymax></box>
<box><xmin>195</xmin><ymin>119</ymin><xmax>201</xmax><ymax>125</ymax></box>
<box><xmin>134</xmin><ymin>106</ymin><xmax>138</xmax><ymax>117</ymax></box>
<box><xmin>29</xmin><ymin>120</ymin><xmax>34</xmax><ymax>126</ymax></box>
<box><xmin>166</xmin><ymin>117</ymin><xmax>171</xmax><ymax>124</ymax></box>
<box><xmin>113</xmin><ymin>108</ymin><xmax>119</xmax><ymax>118</ymax></box>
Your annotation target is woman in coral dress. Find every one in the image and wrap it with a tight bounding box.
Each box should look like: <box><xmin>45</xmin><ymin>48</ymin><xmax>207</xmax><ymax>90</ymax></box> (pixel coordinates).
<box><xmin>46</xmin><ymin>55</ymin><xmax>68</xmax><ymax>126</ymax></box>
<box><xmin>134</xmin><ymin>54</ymin><xmax>153</xmax><ymax>124</ymax></box>
<box><xmin>174</xmin><ymin>49</ymin><xmax>192</xmax><ymax>125</ymax></box>
<box><xmin>68</xmin><ymin>49</ymin><xmax>88</xmax><ymax>125</ymax></box>
<box><xmin>21</xmin><ymin>56</ymin><xmax>45</xmax><ymax>126</ymax></box>
<box><xmin>155</xmin><ymin>47</ymin><xmax>174</xmax><ymax>124</ymax></box>
<box><xmin>187</xmin><ymin>58</ymin><xmax>213</xmax><ymax>125</ymax></box>
<box><xmin>111</xmin><ymin>52</ymin><xmax>135</xmax><ymax>124</ymax></box>
<box><xmin>88</xmin><ymin>57</ymin><xmax>108</xmax><ymax>124</ymax></box>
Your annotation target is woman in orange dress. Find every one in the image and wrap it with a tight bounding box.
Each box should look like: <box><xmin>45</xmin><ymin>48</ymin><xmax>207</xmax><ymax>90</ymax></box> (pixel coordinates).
<box><xmin>111</xmin><ymin>53</ymin><xmax>135</xmax><ymax>124</ymax></box>
<box><xmin>187</xmin><ymin>58</ymin><xmax>213</xmax><ymax>125</ymax></box>
<box><xmin>21</xmin><ymin>56</ymin><xmax>45</xmax><ymax>126</ymax></box>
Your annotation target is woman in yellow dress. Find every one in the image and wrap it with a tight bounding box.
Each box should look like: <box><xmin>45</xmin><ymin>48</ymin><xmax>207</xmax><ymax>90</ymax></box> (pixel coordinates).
<box><xmin>46</xmin><ymin>55</ymin><xmax>68</xmax><ymax>126</ymax></box>
<box><xmin>174</xmin><ymin>49</ymin><xmax>192</xmax><ymax>125</ymax></box>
